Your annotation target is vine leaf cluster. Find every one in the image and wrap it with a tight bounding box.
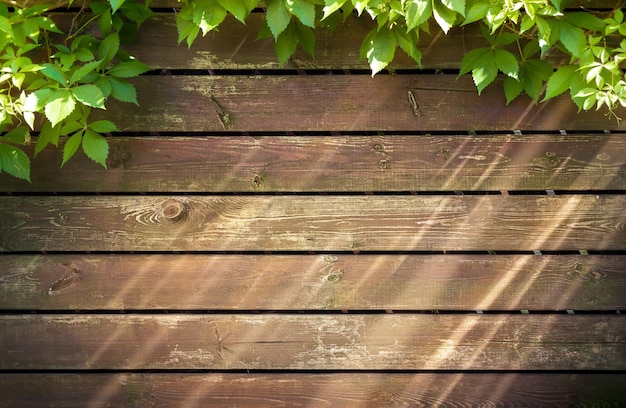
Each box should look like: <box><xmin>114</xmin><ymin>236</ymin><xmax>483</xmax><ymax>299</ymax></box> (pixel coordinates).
<box><xmin>1</xmin><ymin>0</ymin><xmax>626</xmax><ymax>181</ymax></box>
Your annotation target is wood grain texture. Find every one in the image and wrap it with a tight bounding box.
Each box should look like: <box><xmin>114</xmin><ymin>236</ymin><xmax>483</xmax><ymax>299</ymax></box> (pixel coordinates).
<box><xmin>1</xmin><ymin>373</ymin><xmax>625</xmax><ymax>407</ymax></box>
<box><xmin>1</xmin><ymin>254</ymin><xmax>624</xmax><ymax>311</ymax></box>
<box><xmin>1</xmin><ymin>195</ymin><xmax>625</xmax><ymax>252</ymax></box>
<box><xmin>91</xmin><ymin>76</ymin><xmax>626</xmax><ymax>132</ymax></box>
<box><xmin>2</xmin><ymin>134</ymin><xmax>625</xmax><ymax>192</ymax></box>
<box><xmin>0</xmin><ymin>314</ymin><xmax>624</xmax><ymax>370</ymax></box>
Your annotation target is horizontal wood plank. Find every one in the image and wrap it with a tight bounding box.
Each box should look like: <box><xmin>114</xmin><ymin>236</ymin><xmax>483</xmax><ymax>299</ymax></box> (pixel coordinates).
<box><xmin>2</xmin><ymin>134</ymin><xmax>625</xmax><ymax>192</ymax></box>
<box><xmin>1</xmin><ymin>373</ymin><xmax>625</xmax><ymax>407</ymax></box>
<box><xmin>0</xmin><ymin>314</ymin><xmax>623</xmax><ymax>370</ymax></box>
<box><xmin>1</xmin><ymin>195</ymin><xmax>625</xmax><ymax>252</ymax></box>
<box><xmin>95</xmin><ymin>14</ymin><xmax>491</xmax><ymax>70</ymax></box>
<box><xmin>92</xmin><ymin>76</ymin><xmax>626</xmax><ymax>132</ymax></box>
<box><xmin>1</xmin><ymin>254</ymin><xmax>624</xmax><ymax>311</ymax></box>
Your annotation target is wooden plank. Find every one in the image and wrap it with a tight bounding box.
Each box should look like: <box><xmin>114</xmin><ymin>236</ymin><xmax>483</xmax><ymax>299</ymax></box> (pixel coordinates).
<box><xmin>1</xmin><ymin>373</ymin><xmax>625</xmax><ymax>407</ymax></box>
<box><xmin>0</xmin><ymin>314</ymin><xmax>624</xmax><ymax>370</ymax></box>
<box><xmin>118</xmin><ymin>13</ymin><xmax>615</xmax><ymax>70</ymax></box>
<box><xmin>92</xmin><ymin>76</ymin><xmax>626</xmax><ymax>132</ymax></box>
<box><xmin>79</xmin><ymin>14</ymin><xmax>489</xmax><ymax>70</ymax></box>
<box><xmin>2</xmin><ymin>134</ymin><xmax>625</xmax><ymax>193</ymax></box>
<box><xmin>1</xmin><ymin>254</ymin><xmax>624</xmax><ymax>311</ymax></box>
<box><xmin>1</xmin><ymin>195</ymin><xmax>625</xmax><ymax>252</ymax></box>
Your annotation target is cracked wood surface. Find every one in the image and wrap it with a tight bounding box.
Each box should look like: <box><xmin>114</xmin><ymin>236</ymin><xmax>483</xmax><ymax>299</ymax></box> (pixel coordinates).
<box><xmin>0</xmin><ymin>314</ymin><xmax>624</xmax><ymax>370</ymax></box>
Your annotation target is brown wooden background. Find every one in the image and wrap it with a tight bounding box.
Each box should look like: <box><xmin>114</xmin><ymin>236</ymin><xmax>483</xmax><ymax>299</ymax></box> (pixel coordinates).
<box><xmin>1</xmin><ymin>1</ymin><xmax>625</xmax><ymax>406</ymax></box>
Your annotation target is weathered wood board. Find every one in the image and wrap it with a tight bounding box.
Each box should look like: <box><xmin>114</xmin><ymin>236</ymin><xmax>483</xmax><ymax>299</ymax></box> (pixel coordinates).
<box><xmin>2</xmin><ymin>134</ymin><xmax>625</xmax><ymax>192</ymax></box>
<box><xmin>91</xmin><ymin>76</ymin><xmax>626</xmax><ymax>132</ymax></box>
<box><xmin>2</xmin><ymin>373</ymin><xmax>625</xmax><ymax>407</ymax></box>
<box><xmin>1</xmin><ymin>254</ymin><xmax>624</xmax><ymax>311</ymax></box>
<box><xmin>1</xmin><ymin>314</ymin><xmax>624</xmax><ymax>370</ymax></box>
<box><xmin>1</xmin><ymin>195</ymin><xmax>624</xmax><ymax>252</ymax></box>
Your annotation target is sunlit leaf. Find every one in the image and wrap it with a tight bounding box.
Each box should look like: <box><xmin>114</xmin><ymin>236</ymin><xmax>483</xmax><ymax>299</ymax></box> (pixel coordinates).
<box><xmin>360</xmin><ymin>27</ymin><xmax>396</xmax><ymax>76</ymax></box>
<box><xmin>543</xmin><ymin>64</ymin><xmax>577</xmax><ymax>101</ymax></box>
<box><xmin>45</xmin><ymin>90</ymin><xmax>76</xmax><ymax>128</ymax></box>
<box><xmin>82</xmin><ymin>129</ymin><xmax>109</xmax><ymax>168</ymax></box>
<box><xmin>71</xmin><ymin>84</ymin><xmax>105</xmax><ymax>109</ymax></box>
<box><xmin>404</xmin><ymin>0</ymin><xmax>432</xmax><ymax>32</ymax></box>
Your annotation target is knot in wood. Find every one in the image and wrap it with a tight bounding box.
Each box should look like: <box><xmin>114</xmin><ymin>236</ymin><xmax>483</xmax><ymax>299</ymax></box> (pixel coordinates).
<box><xmin>107</xmin><ymin>145</ymin><xmax>131</xmax><ymax>169</ymax></box>
<box><xmin>161</xmin><ymin>199</ymin><xmax>187</xmax><ymax>221</ymax></box>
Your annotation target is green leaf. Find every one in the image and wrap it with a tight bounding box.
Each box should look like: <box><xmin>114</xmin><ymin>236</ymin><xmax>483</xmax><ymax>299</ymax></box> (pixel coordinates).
<box><xmin>360</xmin><ymin>27</ymin><xmax>396</xmax><ymax>76</ymax></box>
<box><xmin>557</xmin><ymin>20</ymin><xmax>586</xmax><ymax>58</ymax></box>
<box><xmin>33</xmin><ymin>15</ymin><xmax>63</xmax><ymax>34</ymax></box>
<box><xmin>69</xmin><ymin>59</ymin><xmax>103</xmax><ymax>84</ymax></box>
<box><xmin>217</xmin><ymin>0</ymin><xmax>248</xmax><ymax>23</ymax></box>
<box><xmin>60</xmin><ymin>121</ymin><xmax>84</xmax><ymax>135</ymax></box>
<box><xmin>503</xmin><ymin>76</ymin><xmax>523</xmax><ymax>104</ymax></box>
<box><xmin>472</xmin><ymin>60</ymin><xmax>498</xmax><ymax>94</ymax></box>
<box><xmin>94</xmin><ymin>76</ymin><xmax>113</xmax><ymax>98</ymax></box>
<box><xmin>82</xmin><ymin>129</ymin><xmax>109</xmax><ymax>168</ymax></box>
<box><xmin>176</xmin><ymin>14</ymin><xmax>200</xmax><ymax>47</ymax></box>
<box><xmin>119</xmin><ymin>2</ymin><xmax>154</xmax><ymax>24</ymax></box>
<box><xmin>462</xmin><ymin>0</ymin><xmax>488</xmax><ymax>25</ymax></box>
<box><xmin>35</xmin><ymin>122</ymin><xmax>61</xmax><ymax>156</ymax></box>
<box><xmin>98</xmin><ymin>9</ymin><xmax>113</xmax><ymax>36</ymax></box>
<box><xmin>395</xmin><ymin>29</ymin><xmax>422</xmax><ymax>66</ymax></box>
<box><xmin>41</xmin><ymin>64</ymin><xmax>68</xmax><ymax>86</ymax></box>
<box><xmin>458</xmin><ymin>47</ymin><xmax>490</xmax><ymax>76</ymax></box>
<box><xmin>109</xmin><ymin>77</ymin><xmax>138</xmax><ymax>104</ymax></box>
<box><xmin>193</xmin><ymin>0</ymin><xmax>227</xmax><ymax>35</ymax></box>
<box><xmin>493</xmin><ymin>32</ymin><xmax>519</xmax><ymax>47</ymax></box>
<box><xmin>107</xmin><ymin>60</ymin><xmax>150</xmax><ymax>78</ymax></box>
<box><xmin>0</xmin><ymin>144</ymin><xmax>30</xmax><ymax>182</ymax></box>
<box><xmin>275</xmin><ymin>23</ymin><xmax>299</xmax><ymax>63</ymax></box>
<box><xmin>294</xmin><ymin>20</ymin><xmax>315</xmax><ymax>58</ymax></box>
<box><xmin>108</xmin><ymin>0</ymin><xmax>127</xmax><ymax>13</ymax></box>
<box><xmin>521</xmin><ymin>59</ymin><xmax>553</xmax><ymax>101</ymax></box>
<box><xmin>45</xmin><ymin>90</ymin><xmax>76</xmax><ymax>128</ymax></box>
<box><xmin>266</xmin><ymin>0</ymin><xmax>291</xmax><ymax>38</ymax></box>
<box><xmin>62</xmin><ymin>131</ymin><xmax>83</xmax><ymax>167</ymax></box>
<box><xmin>2</xmin><ymin>126</ymin><xmax>29</xmax><ymax>145</ymax></box>
<box><xmin>89</xmin><ymin>120</ymin><xmax>119</xmax><ymax>133</ymax></box>
<box><xmin>24</xmin><ymin>88</ymin><xmax>54</xmax><ymax>112</ymax></box>
<box><xmin>99</xmin><ymin>33</ymin><xmax>120</xmax><ymax>68</ymax></box>
<box><xmin>0</xmin><ymin>15</ymin><xmax>13</xmax><ymax>36</ymax></box>
<box><xmin>433</xmin><ymin>0</ymin><xmax>458</xmax><ymax>33</ymax></box>
<box><xmin>441</xmin><ymin>0</ymin><xmax>465</xmax><ymax>16</ymax></box>
<box><xmin>494</xmin><ymin>48</ymin><xmax>519</xmax><ymax>79</ymax></box>
<box><xmin>286</xmin><ymin>0</ymin><xmax>315</xmax><ymax>28</ymax></box>
<box><xmin>71</xmin><ymin>84</ymin><xmax>106</xmax><ymax>109</ymax></box>
<box><xmin>543</xmin><ymin>64</ymin><xmax>577</xmax><ymax>101</ymax></box>
<box><xmin>566</xmin><ymin>11</ymin><xmax>605</xmax><ymax>32</ymax></box>
<box><xmin>404</xmin><ymin>0</ymin><xmax>432</xmax><ymax>32</ymax></box>
<box><xmin>322</xmin><ymin>0</ymin><xmax>347</xmax><ymax>20</ymax></box>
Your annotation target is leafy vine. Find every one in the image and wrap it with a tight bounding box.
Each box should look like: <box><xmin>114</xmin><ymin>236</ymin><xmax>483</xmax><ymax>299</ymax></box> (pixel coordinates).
<box><xmin>1</xmin><ymin>0</ymin><xmax>625</xmax><ymax>181</ymax></box>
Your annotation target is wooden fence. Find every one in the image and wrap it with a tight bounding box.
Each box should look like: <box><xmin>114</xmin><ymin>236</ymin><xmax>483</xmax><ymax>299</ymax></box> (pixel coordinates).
<box><xmin>1</xmin><ymin>2</ymin><xmax>625</xmax><ymax>406</ymax></box>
